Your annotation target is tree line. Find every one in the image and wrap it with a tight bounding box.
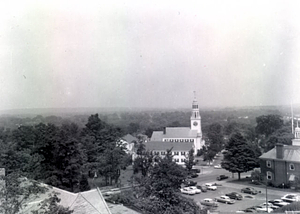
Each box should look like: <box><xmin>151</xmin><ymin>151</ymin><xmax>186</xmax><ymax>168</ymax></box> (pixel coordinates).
<box><xmin>0</xmin><ymin>114</ymin><xmax>131</xmax><ymax>193</ymax></box>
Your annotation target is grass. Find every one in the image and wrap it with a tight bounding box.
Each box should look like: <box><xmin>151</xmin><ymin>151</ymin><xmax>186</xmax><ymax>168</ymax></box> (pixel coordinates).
<box><xmin>89</xmin><ymin>165</ymin><xmax>134</xmax><ymax>190</ymax></box>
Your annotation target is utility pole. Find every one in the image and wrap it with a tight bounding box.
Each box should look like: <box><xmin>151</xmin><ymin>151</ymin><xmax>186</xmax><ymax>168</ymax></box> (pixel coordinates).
<box><xmin>292</xmin><ymin>102</ymin><xmax>294</xmax><ymax>134</ymax></box>
<box><xmin>266</xmin><ymin>180</ymin><xmax>268</xmax><ymax>212</ymax></box>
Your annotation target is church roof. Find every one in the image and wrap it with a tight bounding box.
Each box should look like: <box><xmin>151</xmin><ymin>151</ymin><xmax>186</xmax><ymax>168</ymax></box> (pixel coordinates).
<box><xmin>145</xmin><ymin>141</ymin><xmax>194</xmax><ymax>151</ymax></box>
<box><xmin>150</xmin><ymin>127</ymin><xmax>198</xmax><ymax>141</ymax></box>
<box><xmin>260</xmin><ymin>145</ymin><xmax>300</xmax><ymax>163</ymax></box>
<box><xmin>122</xmin><ymin>134</ymin><xmax>138</xmax><ymax>143</ymax></box>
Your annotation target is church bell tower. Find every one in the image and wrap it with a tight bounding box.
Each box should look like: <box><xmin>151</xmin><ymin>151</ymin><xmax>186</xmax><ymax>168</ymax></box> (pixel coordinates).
<box><xmin>190</xmin><ymin>91</ymin><xmax>202</xmax><ymax>137</ymax></box>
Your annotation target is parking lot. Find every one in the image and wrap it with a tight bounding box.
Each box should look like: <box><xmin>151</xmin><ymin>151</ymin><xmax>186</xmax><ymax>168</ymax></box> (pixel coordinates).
<box><xmin>183</xmin><ymin>182</ymin><xmax>284</xmax><ymax>212</ymax></box>
<box><xmin>183</xmin><ymin>156</ymin><xmax>296</xmax><ymax>212</ymax></box>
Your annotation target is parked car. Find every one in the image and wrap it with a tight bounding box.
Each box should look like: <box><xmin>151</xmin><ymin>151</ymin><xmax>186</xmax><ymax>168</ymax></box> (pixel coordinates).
<box><xmin>197</xmin><ymin>185</ymin><xmax>207</xmax><ymax>192</ymax></box>
<box><xmin>255</xmin><ymin>206</ymin><xmax>273</xmax><ymax>213</ymax></box>
<box><xmin>187</xmin><ymin>173</ymin><xmax>199</xmax><ymax>178</ymax></box>
<box><xmin>217</xmin><ymin>175</ymin><xmax>229</xmax><ymax>181</ymax></box>
<box><xmin>205</xmin><ymin>183</ymin><xmax>217</xmax><ymax>190</ymax></box>
<box><xmin>214</xmin><ymin>164</ymin><xmax>222</xmax><ymax>169</ymax></box>
<box><xmin>241</xmin><ymin>187</ymin><xmax>258</xmax><ymax>195</ymax></box>
<box><xmin>200</xmin><ymin>198</ymin><xmax>218</xmax><ymax>207</ymax></box>
<box><xmin>246</xmin><ymin>206</ymin><xmax>261</xmax><ymax>212</ymax></box>
<box><xmin>250</xmin><ymin>180</ymin><xmax>261</xmax><ymax>185</ymax></box>
<box><xmin>259</xmin><ymin>202</ymin><xmax>279</xmax><ymax>210</ymax></box>
<box><xmin>225</xmin><ymin>192</ymin><xmax>243</xmax><ymax>200</ymax></box>
<box><xmin>184</xmin><ymin>179</ymin><xmax>197</xmax><ymax>187</ymax></box>
<box><xmin>214</xmin><ymin>195</ymin><xmax>235</xmax><ymax>204</ymax></box>
<box><xmin>188</xmin><ymin>186</ymin><xmax>201</xmax><ymax>194</ymax></box>
<box><xmin>181</xmin><ymin>187</ymin><xmax>196</xmax><ymax>195</ymax></box>
<box><xmin>191</xmin><ymin>168</ymin><xmax>201</xmax><ymax>173</ymax></box>
<box><xmin>281</xmin><ymin>194</ymin><xmax>299</xmax><ymax>202</ymax></box>
<box><xmin>269</xmin><ymin>199</ymin><xmax>290</xmax><ymax>207</ymax></box>
<box><xmin>236</xmin><ymin>208</ymin><xmax>256</xmax><ymax>213</ymax></box>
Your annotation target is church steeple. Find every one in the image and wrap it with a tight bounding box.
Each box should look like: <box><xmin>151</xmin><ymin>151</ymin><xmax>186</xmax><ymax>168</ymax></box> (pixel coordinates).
<box><xmin>190</xmin><ymin>91</ymin><xmax>202</xmax><ymax>137</ymax></box>
<box><xmin>295</xmin><ymin>120</ymin><xmax>300</xmax><ymax>139</ymax></box>
<box><xmin>292</xmin><ymin>118</ymin><xmax>300</xmax><ymax>146</ymax></box>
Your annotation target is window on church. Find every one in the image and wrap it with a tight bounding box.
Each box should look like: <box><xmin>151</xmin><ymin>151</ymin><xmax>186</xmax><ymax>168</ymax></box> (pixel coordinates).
<box><xmin>185</xmin><ymin>139</ymin><xmax>188</xmax><ymax>142</ymax></box>
<box><xmin>175</xmin><ymin>139</ymin><xmax>178</xmax><ymax>142</ymax></box>
<box><xmin>170</xmin><ymin>139</ymin><xmax>173</xmax><ymax>142</ymax></box>
<box><xmin>290</xmin><ymin>163</ymin><xmax>295</xmax><ymax>170</ymax></box>
<box><xmin>180</xmin><ymin>139</ymin><xmax>183</xmax><ymax>142</ymax></box>
<box><xmin>266</xmin><ymin>160</ymin><xmax>271</xmax><ymax>168</ymax></box>
<box><xmin>267</xmin><ymin>171</ymin><xmax>272</xmax><ymax>180</ymax></box>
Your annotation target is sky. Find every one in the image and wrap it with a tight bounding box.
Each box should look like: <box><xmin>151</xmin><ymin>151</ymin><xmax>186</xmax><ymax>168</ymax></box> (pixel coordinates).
<box><xmin>1</xmin><ymin>0</ymin><xmax>300</xmax><ymax>111</ymax></box>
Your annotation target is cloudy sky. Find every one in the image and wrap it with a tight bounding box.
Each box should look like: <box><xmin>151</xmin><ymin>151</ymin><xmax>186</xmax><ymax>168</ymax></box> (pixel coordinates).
<box><xmin>0</xmin><ymin>0</ymin><xmax>300</xmax><ymax>110</ymax></box>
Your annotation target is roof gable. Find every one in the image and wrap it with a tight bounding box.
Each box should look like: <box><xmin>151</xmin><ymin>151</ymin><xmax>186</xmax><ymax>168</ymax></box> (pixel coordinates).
<box><xmin>20</xmin><ymin>186</ymin><xmax>111</xmax><ymax>214</ymax></box>
<box><xmin>122</xmin><ymin>134</ymin><xmax>138</xmax><ymax>143</ymax></box>
<box><xmin>150</xmin><ymin>127</ymin><xmax>197</xmax><ymax>141</ymax></box>
<box><xmin>260</xmin><ymin>145</ymin><xmax>300</xmax><ymax>162</ymax></box>
<box><xmin>164</xmin><ymin>127</ymin><xmax>197</xmax><ymax>138</ymax></box>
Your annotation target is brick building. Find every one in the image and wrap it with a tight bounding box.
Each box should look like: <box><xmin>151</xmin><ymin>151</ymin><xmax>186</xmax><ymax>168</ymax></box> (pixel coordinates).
<box><xmin>259</xmin><ymin>122</ymin><xmax>300</xmax><ymax>187</ymax></box>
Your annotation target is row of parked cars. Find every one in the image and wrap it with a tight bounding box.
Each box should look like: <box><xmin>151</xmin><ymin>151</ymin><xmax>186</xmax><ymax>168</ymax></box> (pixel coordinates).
<box><xmin>200</xmin><ymin>192</ymin><xmax>243</xmax><ymax>207</ymax></box>
<box><xmin>236</xmin><ymin>192</ymin><xmax>300</xmax><ymax>213</ymax></box>
<box><xmin>180</xmin><ymin>182</ymin><xmax>220</xmax><ymax>195</ymax></box>
<box><xmin>200</xmin><ymin>186</ymin><xmax>264</xmax><ymax>208</ymax></box>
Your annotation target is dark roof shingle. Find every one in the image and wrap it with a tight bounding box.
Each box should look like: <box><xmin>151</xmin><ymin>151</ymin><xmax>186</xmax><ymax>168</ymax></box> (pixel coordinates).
<box><xmin>260</xmin><ymin>145</ymin><xmax>300</xmax><ymax>163</ymax></box>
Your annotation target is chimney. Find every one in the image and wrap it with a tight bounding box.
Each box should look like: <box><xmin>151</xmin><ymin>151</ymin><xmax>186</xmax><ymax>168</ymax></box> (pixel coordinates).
<box><xmin>276</xmin><ymin>144</ymin><xmax>284</xmax><ymax>159</ymax></box>
<box><xmin>163</xmin><ymin>127</ymin><xmax>166</xmax><ymax>135</ymax></box>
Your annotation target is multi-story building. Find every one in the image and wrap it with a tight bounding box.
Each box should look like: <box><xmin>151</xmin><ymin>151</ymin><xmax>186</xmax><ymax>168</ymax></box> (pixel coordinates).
<box><xmin>146</xmin><ymin>93</ymin><xmax>205</xmax><ymax>165</ymax></box>
<box><xmin>259</xmin><ymin>122</ymin><xmax>300</xmax><ymax>187</ymax></box>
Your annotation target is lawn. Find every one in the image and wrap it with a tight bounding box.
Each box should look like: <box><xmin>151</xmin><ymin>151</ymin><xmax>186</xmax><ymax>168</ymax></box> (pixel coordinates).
<box><xmin>89</xmin><ymin>165</ymin><xmax>134</xmax><ymax>190</ymax></box>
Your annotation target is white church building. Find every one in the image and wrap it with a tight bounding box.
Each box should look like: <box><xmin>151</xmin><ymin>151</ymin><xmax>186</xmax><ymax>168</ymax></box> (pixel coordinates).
<box><xmin>146</xmin><ymin>93</ymin><xmax>205</xmax><ymax>164</ymax></box>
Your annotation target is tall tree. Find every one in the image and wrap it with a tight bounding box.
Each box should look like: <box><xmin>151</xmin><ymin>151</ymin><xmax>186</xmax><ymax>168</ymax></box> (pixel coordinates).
<box><xmin>206</xmin><ymin>123</ymin><xmax>224</xmax><ymax>153</ymax></box>
<box><xmin>221</xmin><ymin>132</ymin><xmax>260</xmax><ymax>180</ymax></box>
<box><xmin>127</xmin><ymin>150</ymin><xmax>200</xmax><ymax>214</ymax></box>
<box><xmin>202</xmin><ymin>148</ymin><xmax>216</xmax><ymax>166</ymax></box>
<box><xmin>133</xmin><ymin>145</ymin><xmax>154</xmax><ymax>177</ymax></box>
<box><xmin>255</xmin><ymin>114</ymin><xmax>284</xmax><ymax>137</ymax></box>
<box><xmin>142</xmin><ymin>150</ymin><xmax>186</xmax><ymax>199</ymax></box>
<box><xmin>262</xmin><ymin>125</ymin><xmax>293</xmax><ymax>152</ymax></box>
<box><xmin>81</xmin><ymin>114</ymin><xmax>128</xmax><ymax>185</ymax></box>
<box><xmin>185</xmin><ymin>149</ymin><xmax>195</xmax><ymax>172</ymax></box>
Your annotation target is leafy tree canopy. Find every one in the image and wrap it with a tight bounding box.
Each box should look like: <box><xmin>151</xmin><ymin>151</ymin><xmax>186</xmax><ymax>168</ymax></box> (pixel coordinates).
<box><xmin>255</xmin><ymin>114</ymin><xmax>283</xmax><ymax>137</ymax></box>
<box><xmin>185</xmin><ymin>149</ymin><xmax>195</xmax><ymax>172</ymax></box>
<box><xmin>221</xmin><ymin>132</ymin><xmax>260</xmax><ymax>180</ymax></box>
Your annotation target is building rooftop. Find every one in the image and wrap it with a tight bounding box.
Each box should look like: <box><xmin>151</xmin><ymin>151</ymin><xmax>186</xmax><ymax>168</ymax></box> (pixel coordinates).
<box><xmin>151</xmin><ymin>127</ymin><xmax>197</xmax><ymax>141</ymax></box>
<box><xmin>122</xmin><ymin>134</ymin><xmax>138</xmax><ymax>143</ymax></box>
<box><xmin>260</xmin><ymin>145</ymin><xmax>300</xmax><ymax>163</ymax></box>
<box><xmin>145</xmin><ymin>141</ymin><xmax>194</xmax><ymax>151</ymax></box>
<box><xmin>22</xmin><ymin>186</ymin><xmax>112</xmax><ymax>214</ymax></box>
